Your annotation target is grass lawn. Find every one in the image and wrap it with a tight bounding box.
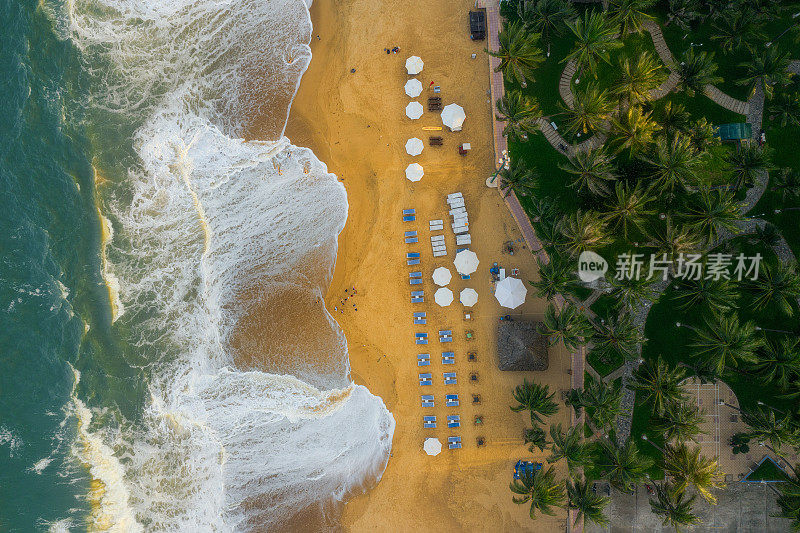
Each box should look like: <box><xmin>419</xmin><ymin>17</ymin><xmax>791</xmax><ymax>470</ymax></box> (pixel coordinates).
<box><xmin>745</xmin><ymin>457</ymin><xmax>791</xmax><ymax>482</ymax></box>
<box><xmin>586</xmin><ymin>348</ymin><xmax>625</xmax><ymax>378</ymax></box>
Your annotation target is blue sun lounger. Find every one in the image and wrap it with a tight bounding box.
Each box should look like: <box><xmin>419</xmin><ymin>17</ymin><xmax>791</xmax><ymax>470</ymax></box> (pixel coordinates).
<box><xmin>417</xmin><ymin>353</ymin><xmax>430</xmax><ymax>366</ymax></box>
<box><xmin>410</xmin><ymin>279</ymin><xmax>422</xmax><ymax>285</ymax></box>
<box><xmin>405</xmin><ymin>231</ymin><xmax>417</xmax><ymax>237</ymax></box>
<box><xmin>409</xmin><ymin>271</ymin><xmax>422</xmax><ymax>278</ymax></box>
<box><xmin>405</xmin><ymin>237</ymin><xmax>418</xmax><ymax>244</ymax></box>
<box><xmin>442</xmin><ymin>351</ymin><xmax>455</xmax><ymax>364</ymax></box>
<box><xmin>413</xmin><ymin>311</ymin><xmax>427</xmax><ymax>325</ymax></box>
<box><xmin>447</xmin><ymin>415</ymin><xmax>461</xmax><ymax>428</ymax></box>
<box><xmin>445</xmin><ymin>394</ymin><xmax>459</xmax><ymax>407</ymax></box>
<box><xmin>419</xmin><ymin>373</ymin><xmax>432</xmax><ymax>386</ymax></box>
<box><xmin>415</xmin><ymin>332</ymin><xmax>428</xmax><ymax>345</ymax></box>
<box><xmin>443</xmin><ymin>372</ymin><xmax>457</xmax><ymax>385</ymax></box>
<box><xmin>448</xmin><ymin>436</ymin><xmax>462</xmax><ymax>449</ymax></box>
<box><xmin>411</xmin><ymin>290</ymin><xmax>424</xmax><ymax>304</ymax></box>
<box><xmin>406</xmin><ymin>251</ymin><xmax>420</xmax><ymax>266</ymax></box>
<box><xmin>403</xmin><ymin>208</ymin><xmax>416</xmax><ymax>215</ymax></box>
<box><xmin>409</xmin><ymin>271</ymin><xmax>422</xmax><ymax>285</ymax></box>
<box><xmin>423</xmin><ymin>415</ymin><xmax>437</xmax><ymax>429</ymax></box>
<box><xmin>421</xmin><ymin>394</ymin><xmax>434</xmax><ymax>407</ymax></box>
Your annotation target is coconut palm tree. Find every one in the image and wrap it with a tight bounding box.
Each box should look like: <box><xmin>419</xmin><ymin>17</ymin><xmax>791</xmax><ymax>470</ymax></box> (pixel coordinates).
<box><xmin>751</xmin><ymin>222</ymin><xmax>781</xmax><ymax>249</ymax></box>
<box><xmin>609</xmin><ymin>0</ymin><xmax>656</xmax><ymax>35</ymax></box>
<box><xmin>581</xmin><ymin>373</ymin><xmax>624</xmax><ymax>431</ymax></box>
<box><xmin>539</xmin><ymin>302</ymin><xmax>592</xmax><ymax>351</ymax></box>
<box><xmin>524</xmin><ymin>426</ymin><xmax>549</xmax><ymax>452</ymax></box>
<box><xmin>595</xmin><ymin>435</ymin><xmax>654</xmax><ymax>493</ymax></box>
<box><xmin>686</xmin><ymin>117</ymin><xmax>720</xmax><ymax>153</ymax></box>
<box><xmin>547</xmin><ymin>423</ymin><xmax>591</xmax><ymax>473</ymax></box>
<box><xmin>750</xmin><ymin>337</ymin><xmax>800</xmax><ymax>392</ymax></box>
<box><xmin>567</xmin><ymin>476</ymin><xmax>610</xmax><ymax>528</ymax></box>
<box><xmin>676</xmin><ymin>48</ymin><xmax>723</xmax><ymax>96</ymax></box>
<box><xmin>561</xmin><ymin>82</ymin><xmax>615</xmax><ymax>137</ymax></box>
<box><xmin>519</xmin><ymin>0</ymin><xmax>576</xmax><ymax>55</ymax></box>
<box><xmin>642</xmin><ymin>135</ymin><xmax>702</xmax><ymax>193</ymax></box>
<box><xmin>614</xmin><ymin>51</ymin><xmax>666</xmax><ymax>107</ymax></box>
<box><xmin>608</xmin><ymin>274</ymin><xmax>657</xmax><ymax>314</ymax></box>
<box><xmin>725</xmin><ymin>144</ymin><xmax>772</xmax><ymax>190</ymax></box>
<box><xmin>673</xmin><ymin>276</ymin><xmax>739</xmax><ymax>315</ymax></box>
<box><xmin>564</xmin><ymin>10</ymin><xmax>623</xmax><ymax>76</ymax></box>
<box><xmin>590</xmin><ymin>313</ymin><xmax>642</xmax><ymax>362</ymax></box>
<box><xmin>560</xmin><ymin>146</ymin><xmax>617</xmax><ymax>197</ymax></box>
<box><xmin>711</xmin><ymin>12</ymin><xmax>766</xmax><ymax>54</ymax></box>
<box><xmin>656</xmin><ymin>102</ymin><xmax>692</xmax><ymax>141</ymax></box>
<box><xmin>496</xmin><ymin>90</ymin><xmax>542</xmax><ymax>141</ymax></box>
<box><xmin>742</xmin><ymin>407</ymin><xmax>800</xmax><ymax>453</ymax></box>
<box><xmin>632</xmin><ymin>357</ymin><xmax>688</xmax><ymax>415</ymax></box>
<box><xmin>648</xmin><ymin>216</ymin><xmax>703</xmax><ymax>261</ymax></box>
<box><xmin>769</xmin><ymin>91</ymin><xmax>800</xmax><ymax>127</ymax></box>
<box><xmin>738</xmin><ymin>46</ymin><xmax>794</xmax><ymax>99</ymax></box>
<box><xmin>776</xmin><ymin>465</ymin><xmax>800</xmax><ymax>529</ymax></box>
<box><xmin>770</xmin><ymin>167</ymin><xmax>800</xmax><ymax>202</ymax></box>
<box><xmin>511</xmin><ymin>379</ymin><xmax>559</xmax><ymax>425</ymax></box>
<box><xmin>602</xmin><ymin>181</ymin><xmax>657</xmax><ymax>239</ymax></box>
<box><xmin>690</xmin><ymin>312</ymin><xmax>763</xmax><ymax>374</ymax></box>
<box><xmin>529</xmin><ymin>255</ymin><xmax>577</xmax><ymax>300</ymax></box>
<box><xmin>649</xmin><ymin>482</ymin><xmax>700</xmax><ymax>531</ymax></box>
<box><xmin>651</xmin><ymin>400</ymin><xmax>706</xmax><ymax>444</ymax></box>
<box><xmin>683</xmin><ymin>187</ymin><xmax>742</xmax><ymax>244</ymax></box>
<box><xmin>510</xmin><ymin>465</ymin><xmax>566</xmax><ymax>519</ymax></box>
<box><xmin>663</xmin><ymin>442</ymin><xmax>726</xmax><ymax>504</ymax></box>
<box><xmin>610</xmin><ymin>105</ymin><xmax>660</xmax><ymax>156</ymax></box>
<box><xmin>488</xmin><ymin>21</ymin><xmax>545</xmax><ymax>86</ymax></box>
<box><xmin>680</xmin><ymin>359</ymin><xmax>721</xmax><ymax>385</ymax></box>
<box><xmin>557</xmin><ymin>210</ymin><xmax>609</xmax><ymax>257</ymax></box>
<box><xmin>665</xmin><ymin>0</ymin><xmax>702</xmax><ymax>30</ymax></box>
<box><xmin>498</xmin><ymin>158</ymin><xmax>539</xmax><ymax>199</ymax></box>
<box><xmin>747</xmin><ymin>261</ymin><xmax>800</xmax><ymax>316</ymax></box>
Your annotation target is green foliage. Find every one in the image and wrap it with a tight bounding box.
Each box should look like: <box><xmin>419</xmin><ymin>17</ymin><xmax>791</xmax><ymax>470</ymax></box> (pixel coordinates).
<box><xmin>488</xmin><ymin>21</ymin><xmax>545</xmax><ymax>86</ymax></box>
<box><xmin>510</xmin><ymin>465</ymin><xmax>566</xmax><ymax>518</ymax></box>
<box><xmin>511</xmin><ymin>379</ymin><xmax>559</xmax><ymax>425</ymax></box>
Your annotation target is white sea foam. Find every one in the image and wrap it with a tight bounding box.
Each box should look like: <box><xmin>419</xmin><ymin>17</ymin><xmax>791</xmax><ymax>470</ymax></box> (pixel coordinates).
<box><xmin>59</xmin><ymin>0</ymin><xmax>395</xmax><ymax>529</ymax></box>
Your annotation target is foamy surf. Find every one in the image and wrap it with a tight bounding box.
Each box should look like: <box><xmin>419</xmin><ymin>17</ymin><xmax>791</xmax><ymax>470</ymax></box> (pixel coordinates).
<box><xmin>51</xmin><ymin>0</ymin><xmax>396</xmax><ymax>529</ymax></box>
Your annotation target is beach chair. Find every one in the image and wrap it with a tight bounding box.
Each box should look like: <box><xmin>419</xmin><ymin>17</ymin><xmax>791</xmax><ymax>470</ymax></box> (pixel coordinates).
<box><xmin>417</xmin><ymin>353</ymin><xmax>430</xmax><ymax>366</ymax></box>
<box><xmin>407</xmin><ymin>259</ymin><xmax>420</xmax><ymax>265</ymax></box>
<box><xmin>409</xmin><ymin>272</ymin><xmax>422</xmax><ymax>278</ymax></box>
<box><xmin>453</xmin><ymin>225</ymin><xmax>469</xmax><ymax>235</ymax></box>
<box><xmin>405</xmin><ymin>237</ymin><xmax>418</xmax><ymax>244</ymax></box>
<box><xmin>409</xmin><ymin>279</ymin><xmax>422</xmax><ymax>285</ymax></box>
<box><xmin>446</xmin><ymin>394</ymin><xmax>459</xmax><ymax>407</ymax></box>
<box><xmin>433</xmin><ymin>250</ymin><xmax>447</xmax><ymax>258</ymax></box>
<box><xmin>448</xmin><ymin>436</ymin><xmax>462</xmax><ymax>450</ymax></box>
<box><xmin>411</xmin><ymin>296</ymin><xmax>424</xmax><ymax>303</ymax></box>
<box><xmin>415</xmin><ymin>333</ymin><xmax>428</xmax><ymax>345</ymax></box>
<box><xmin>421</xmin><ymin>394</ymin><xmax>434</xmax><ymax>407</ymax></box>
<box><xmin>407</xmin><ymin>252</ymin><xmax>420</xmax><ymax>258</ymax></box>
<box><xmin>411</xmin><ymin>291</ymin><xmax>424</xmax><ymax>297</ymax></box>
<box><xmin>404</xmin><ymin>231</ymin><xmax>417</xmax><ymax>238</ymax></box>
<box><xmin>439</xmin><ymin>330</ymin><xmax>453</xmax><ymax>343</ymax></box>
<box><xmin>403</xmin><ymin>214</ymin><xmax>416</xmax><ymax>222</ymax></box>
<box><xmin>429</xmin><ymin>136</ymin><xmax>443</xmax><ymax>146</ymax></box>
<box><xmin>447</xmin><ymin>415</ymin><xmax>461</xmax><ymax>429</ymax></box>
<box><xmin>413</xmin><ymin>311</ymin><xmax>427</xmax><ymax>325</ymax></box>
<box><xmin>403</xmin><ymin>209</ymin><xmax>416</xmax><ymax>215</ymax></box>
<box><xmin>449</xmin><ymin>199</ymin><xmax>465</xmax><ymax>209</ymax></box>
<box><xmin>456</xmin><ymin>234</ymin><xmax>471</xmax><ymax>246</ymax></box>
<box><xmin>442</xmin><ymin>351</ymin><xmax>455</xmax><ymax>364</ymax></box>
<box><xmin>423</xmin><ymin>415</ymin><xmax>437</xmax><ymax>429</ymax></box>
<box><xmin>419</xmin><ymin>373</ymin><xmax>432</xmax><ymax>386</ymax></box>
<box><xmin>446</xmin><ymin>192</ymin><xmax>463</xmax><ymax>201</ymax></box>
<box><xmin>443</xmin><ymin>372</ymin><xmax>457</xmax><ymax>385</ymax></box>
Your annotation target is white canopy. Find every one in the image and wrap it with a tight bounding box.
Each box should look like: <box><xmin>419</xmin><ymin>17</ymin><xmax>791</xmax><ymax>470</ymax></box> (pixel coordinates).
<box><xmin>404</xmin><ymin>78</ymin><xmax>423</xmax><ymax>97</ymax></box>
<box><xmin>432</xmin><ymin>266</ymin><xmax>452</xmax><ymax>286</ymax></box>
<box><xmin>441</xmin><ymin>103</ymin><xmax>466</xmax><ymax>131</ymax></box>
<box><xmin>405</xmin><ymin>137</ymin><xmax>424</xmax><ymax>156</ymax></box>
<box><xmin>406</xmin><ymin>56</ymin><xmax>424</xmax><ymax>75</ymax></box>
<box><xmin>405</xmin><ymin>163</ymin><xmax>424</xmax><ymax>182</ymax></box>
<box><xmin>453</xmin><ymin>249</ymin><xmax>479</xmax><ymax>275</ymax></box>
<box><xmin>494</xmin><ymin>277</ymin><xmax>527</xmax><ymax>309</ymax></box>
<box><xmin>460</xmin><ymin>288</ymin><xmax>478</xmax><ymax>307</ymax></box>
<box><xmin>434</xmin><ymin>287</ymin><xmax>454</xmax><ymax>307</ymax></box>
<box><xmin>424</xmin><ymin>437</ymin><xmax>442</xmax><ymax>456</ymax></box>
<box><xmin>405</xmin><ymin>101</ymin><xmax>423</xmax><ymax>120</ymax></box>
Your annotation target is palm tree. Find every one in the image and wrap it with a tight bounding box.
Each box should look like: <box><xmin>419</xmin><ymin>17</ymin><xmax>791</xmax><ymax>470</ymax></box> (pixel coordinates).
<box><xmin>488</xmin><ymin>21</ymin><xmax>545</xmax><ymax>86</ymax></box>
<box><xmin>519</xmin><ymin>0</ymin><xmax>576</xmax><ymax>55</ymax></box>
<box><xmin>557</xmin><ymin>210</ymin><xmax>609</xmax><ymax>257</ymax></box>
<box><xmin>776</xmin><ymin>464</ymin><xmax>800</xmax><ymax>529</ymax></box>
<box><xmin>649</xmin><ymin>482</ymin><xmax>700</xmax><ymax>531</ymax></box>
<box><xmin>539</xmin><ymin>302</ymin><xmax>592</xmax><ymax>351</ymax></box>
<box><xmin>673</xmin><ymin>276</ymin><xmax>739</xmax><ymax>315</ymax></box>
<box><xmin>684</xmin><ymin>187</ymin><xmax>742</xmax><ymax>244</ymax></box>
<box><xmin>769</xmin><ymin>91</ymin><xmax>800</xmax><ymax>127</ymax></box>
<box><xmin>741</xmin><ymin>407</ymin><xmax>800</xmax><ymax>453</ymax></box>
<box><xmin>750</xmin><ymin>337</ymin><xmax>800</xmax><ymax>392</ymax></box>
<box><xmin>711</xmin><ymin>12</ymin><xmax>766</xmax><ymax>54</ymax></box>
<box><xmin>614</xmin><ymin>51</ymin><xmax>666</xmax><ymax>107</ymax></box>
<box><xmin>511</xmin><ymin>379</ymin><xmax>559</xmax><ymax>425</ymax></box>
<box><xmin>651</xmin><ymin>401</ymin><xmax>706</xmax><ymax>444</ymax></box>
<box><xmin>642</xmin><ymin>135</ymin><xmax>702</xmax><ymax>193</ymax></box>
<box><xmin>510</xmin><ymin>465</ymin><xmax>566</xmax><ymax>519</ymax></box>
<box><xmin>747</xmin><ymin>261</ymin><xmax>800</xmax><ymax>316</ymax></box>
<box><xmin>564</xmin><ymin>10</ymin><xmax>623</xmax><ymax>76</ymax></box>
<box><xmin>656</xmin><ymin>102</ymin><xmax>692</xmax><ymax>140</ymax></box>
<box><xmin>498</xmin><ymin>158</ymin><xmax>539</xmax><ymax>199</ymax></box>
<box><xmin>547</xmin><ymin>423</ymin><xmax>591</xmax><ymax>473</ymax></box>
<box><xmin>567</xmin><ymin>476</ymin><xmax>610</xmax><ymax>528</ymax></box>
<box><xmin>632</xmin><ymin>357</ymin><xmax>688</xmax><ymax>415</ymax></box>
<box><xmin>690</xmin><ymin>312</ymin><xmax>763</xmax><ymax>374</ymax></box>
<box><xmin>648</xmin><ymin>216</ymin><xmax>703</xmax><ymax>261</ymax></box>
<box><xmin>610</xmin><ymin>106</ymin><xmax>659</xmax><ymax>156</ymax></box>
<box><xmin>665</xmin><ymin>0</ymin><xmax>702</xmax><ymax>30</ymax></box>
<box><xmin>561</xmin><ymin>82</ymin><xmax>614</xmax><ymax>136</ymax></box>
<box><xmin>529</xmin><ymin>255</ymin><xmax>577</xmax><ymax>300</ymax></box>
<box><xmin>663</xmin><ymin>442</ymin><xmax>725</xmax><ymax>504</ymax></box>
<box><xmin>496</xmin><ymin>90</ymin><xmax>542</xmax><ymax>141</ymax></box>
<box><xmin>590</xmin><ymin>313</ymin><xmax>642</xmax><ymax>362</ymax></box>
<box><xmin>602</xmin><ymin>181</ymin><xmax>657</xmax><ymax>239</ymax></box>
<box><xmin>725</xmin><ymin>144</ymin><xmax>772</xmax><ymax>190</ymax></box>
<box><xmin>560</xmin><ymin>146</ymin><xmax>617</xmax><ymax>197</ymax></box>
<box><xmin>608</xmin><ymin>274</ymin><xmax>657</xmax><ymax>314</ymax></box>
<box><xmin>581</xmin><ymin>373</ymin><xmax>624</xmax><ymax>431</ymax></box>
<box><xmin>595</xmin><ymin>435</ymin><xmax>654</xmax><ymax>493</ymax></box>
<box><xmin>524</xmin><ymin>426</ymin><xmax>549</xmax><ymax>452</ymax></box>
<box><xmin>609</xmin><ymin>0</ymin><xmax>656</xmax><ymax>35</ymax></box>
<box><xmin>676</xmin><ymin>48</ymin><xmax>723</xmax><ymax>96</ymax></box>
<box><xmin>738</xmin><ymin>46</ymin><xmax>794</xmax><ymax>99</ymax></box>
<box><xmin>686</xmin><ymin>117</ymin><xmax>720</xmax><ymax>153</ymax></box>
<box><xmin>770</xmin><ymin>167</ymin><xmax>800</xmax><ymax>202</ymax></box>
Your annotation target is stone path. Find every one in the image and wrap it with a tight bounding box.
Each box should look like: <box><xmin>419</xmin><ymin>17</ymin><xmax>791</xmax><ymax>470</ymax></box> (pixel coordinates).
<box><xmin>559</xmin><ymin>60</ymin><xmax>576</xmax><ymax>108</ymax></box>
<box><xmin>704</xmin><ymin>85</ymin><xmax>750</xmax><ymax>115</ymax></box>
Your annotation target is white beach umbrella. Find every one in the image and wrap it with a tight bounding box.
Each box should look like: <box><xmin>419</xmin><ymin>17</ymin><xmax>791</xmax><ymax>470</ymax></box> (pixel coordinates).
<box><xmin>424</xmin><ymin>437</ymin><xmax>442</xmax><ymax>456</ymax></box>
<box><xmin>460</xmin><ymin>288</ymin><xmax>478</xmax><ymax>307</ymax></box>
<box><xmin>405</xmin><ymin>163</ymin><xmax>424</xmax><ymax>182</ymax></box>
<box><xmin>404</xmin><ymin>78</ymin><xmax>423</xmax><ymax>97</ymax></box>
<box><xmin>406</xmin><ymin>56</ymin><xmax>424</xmax><ymax>75</ymax></box>
<box><xmin>494</xmin><ymin>277</ymin><xmax>527</xmax><ymax>309</ymax></box>
<box><xmin>432</xmin><ymin>266</ymin><xmax>452</xmax><ymax>286</ymax></box>
<box><xmin>453</xmin><ymin>249</ymin><xmax>479</xmax><ymax>275</ymax></box>
<box><xmin>434</xmin><ymin>287</ymin><xmax>454</xmax><ymax>307</ymax></box>
<box><xmin>405</xmin><ymin>101</ymin><xmax>423</xmax><ymax>120</ymax></box>
<box><xmin>441</xmin><ymin>103</ymin><xmax>466</xmax><ymax>131</ymax></box>
<box><xmin>405</xmin><ymin>137</ymin><xmax>424</xmax><ymax>156</ymax></box>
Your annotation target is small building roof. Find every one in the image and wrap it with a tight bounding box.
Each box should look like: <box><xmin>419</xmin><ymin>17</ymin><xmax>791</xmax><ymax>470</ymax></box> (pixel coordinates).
<box><xmin>497</xmin><ymin>321</ymin><xmax>548</xmax><ymax>371</ymax></box>
<box><xmin>716</xmin><ymin>122</ymin><xmax>752</xmax><ymax>141</ymax></box>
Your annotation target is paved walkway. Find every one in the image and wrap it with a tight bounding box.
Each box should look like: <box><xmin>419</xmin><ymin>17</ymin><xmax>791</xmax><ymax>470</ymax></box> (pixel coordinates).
<box><xmin>704</xmin><ymin>85</ymin><xmax>750</xmax><ymax>115</ymax></box>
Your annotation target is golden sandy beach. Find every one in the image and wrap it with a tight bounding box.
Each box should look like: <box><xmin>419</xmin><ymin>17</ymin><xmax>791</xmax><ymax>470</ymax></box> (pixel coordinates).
<box><xmin>281</xmin><ymin>0</ymin><xmax>574</xmax><ymax>530</ymax></box>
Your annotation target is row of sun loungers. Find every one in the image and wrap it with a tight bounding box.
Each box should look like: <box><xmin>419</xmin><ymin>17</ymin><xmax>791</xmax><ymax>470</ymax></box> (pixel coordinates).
<box><xmin>407</xmin><ymin>252</ymin><xmax>420</xmax><ymax>266</ymax></box>
<box><xmin>439</xmin><ymin>329</ymin><xmax>452</xmax><ymax>343</ymax></box>
<box><xmin>403</xmin><ymin>208</ymin><xmax>416</xmax><ymax>222</ymax></box>
<box><xmin>411</xmin><ymin>290</ymin><xmax>423</xmax><ymax>303</ymax></box>
<box><xmin>421</xmin><ymin>415</ymin><xmax>461</xmax><ymax>429</ymax></box>
<box><xmin>404</xmin><ymin>230</ymin><xmax>418</xmax><ymax>244</ymax></box>
<box><xmin>420</xmin><ymin>394</ymin><xmax>460</xmax><ymax>407</ymax></box>
<box><xmin>429</xmin><ymin>219</ymin><xmax>444</xmax><ymax>232</ymax></box>
<box><xmin>417</xmin><ymin>352</ymin><xmax>456</xmax><ymax>366</ymax></box>
<box><xmin>418</xmin><ymin>372</ymin><xmax>458</xmax><ymax>385</ymax></box>
<box><xmin>414</xmin><ymin>311</ymin><xmax>426</xmax><ymax>324</ymax></box>
<box><xmin>431</xmin><ymin>234</ymin><xmax>447</xmax><ymax>258</ymax></box>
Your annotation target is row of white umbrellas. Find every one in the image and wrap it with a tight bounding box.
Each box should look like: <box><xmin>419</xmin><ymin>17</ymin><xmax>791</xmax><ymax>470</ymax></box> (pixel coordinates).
<box><xmin>433</xmin><ymin>287</ymin><xmax>478</xmax><ymax>307</ymax></box>
<box><xmin>405</xmin><ymin>101</ymin><xmax>465</xmax><ymax>131</ymax></box>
